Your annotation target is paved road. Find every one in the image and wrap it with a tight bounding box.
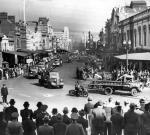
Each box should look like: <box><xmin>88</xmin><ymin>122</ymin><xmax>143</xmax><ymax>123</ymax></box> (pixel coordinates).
<box><xmin>0</xmin><ymin>59</ymin><xmax>150</xmax><ymax>114</ymax></box>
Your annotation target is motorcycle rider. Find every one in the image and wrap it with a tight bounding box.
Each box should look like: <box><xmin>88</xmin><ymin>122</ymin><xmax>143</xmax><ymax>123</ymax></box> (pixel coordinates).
<box><xmin>75</xmin><ymin>81</ymin><xmax>81</xmax><ymax>96</ymax></box>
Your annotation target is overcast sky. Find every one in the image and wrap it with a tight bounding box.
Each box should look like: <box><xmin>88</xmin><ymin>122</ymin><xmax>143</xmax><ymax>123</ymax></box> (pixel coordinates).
<box><xmin>0</xmin><ymin>0</ymin><xmax>150</xmax><ymax>37</ymax></box>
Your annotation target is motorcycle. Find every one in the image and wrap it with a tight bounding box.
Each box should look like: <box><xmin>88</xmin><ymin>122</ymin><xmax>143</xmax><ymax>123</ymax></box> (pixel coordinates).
<box><xmin>69</xmin><ymin>88</ymin><xmax>88</xmax><ymax>97</ymax></box>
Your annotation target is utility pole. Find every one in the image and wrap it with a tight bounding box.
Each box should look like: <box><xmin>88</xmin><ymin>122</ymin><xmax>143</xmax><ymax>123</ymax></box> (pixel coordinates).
<box><xmin>23</xmin><ymin>0</ymin><xmax>26</xmax><ymax>25</ymax></box>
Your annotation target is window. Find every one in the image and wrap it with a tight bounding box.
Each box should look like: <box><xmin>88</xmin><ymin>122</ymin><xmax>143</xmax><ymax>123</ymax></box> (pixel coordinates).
<box><xmin>134</xmin><ymin>29</ymin><xmax>137</xmax><ymax>47</ymax></box>
<box><xmin>123</xmin><ymin>32</ymin><xmax>126</xmax><ymax>41</ymax></box>
<box><xmin>138</xmin><ymin>26</ymin><xmax>141</xmax><ymax>46</ymax></box>
<box><xmin>127</xmin><ymin>30</ymin><xmax>130</xmax><ymax>41</ymax></box>
<box><xmin>143</xmin><ymin>25</ymin><xmax>147</xmax><ymax>46</ymax></box>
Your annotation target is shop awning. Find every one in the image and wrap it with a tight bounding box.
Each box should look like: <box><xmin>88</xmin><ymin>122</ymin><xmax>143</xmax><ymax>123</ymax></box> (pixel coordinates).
<box><xmin>114</xmin><ymin>52</ymin><xmax>150</xmax><ymax>61</ymax></box>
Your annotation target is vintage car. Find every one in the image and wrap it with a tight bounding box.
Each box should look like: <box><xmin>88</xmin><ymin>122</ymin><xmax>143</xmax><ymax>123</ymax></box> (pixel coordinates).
<box><xmin>52</xmin><ymin>58</ymin><xmax>63</xmax><ymax>67</ymax></box>
<box><xmin>88</xmin><ymin>74</ymin><xmax>144</xmax><ymax>96</ymax></box>
<box><xmin>27</xmin><ymin>66</ymin><xmax>38</xmax><ymax>78</ymax></box>
<box><xmin>38</xmin><ymin>71</ymin><xmax>64</xmax><ymax>88</ymax></box>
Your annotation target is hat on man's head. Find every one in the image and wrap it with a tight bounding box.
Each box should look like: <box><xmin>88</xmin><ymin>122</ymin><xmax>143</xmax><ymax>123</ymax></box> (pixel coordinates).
<box><xmin>23</xmin><ymin>101</ymin><xmax>29</xmax><ymax>107</ymax></box>
<box><xmin>71</xmin><ymin>107</ymin><xmax>78</xmax><ymax>113</ymax></box>
<box><xmin>79</xmin><ymin>109</ymin><xmax>85</xmax><ymax>116</ymax></box>
<box><xmin>88</xmin><ymin>97</ymin><xmax>92</xmax><ymax>101</ymax></box>
<box><xmin>9</xmin><ymin>99</ymin><xmax>15</xmax><ymax>105</ymax></box>
<box><xmin>41</xmin><ymin>105</ymin><xmax>48</xmax><ymax>111</ymax></box>
<box><xmin>130</xmin><ymin>103</ymin><xmax>136</xmax><ymax>109</ymax></box>
<box><xmin>11</xmin><ymin>112</ymin><xmax>19</xmax><ymax>118</ymax></box>
<box><xmin>139</xmin><ymin>98</ymin><xmax>145</xmax><ymax>104</ymax></box>
<box><xmin>71</xmin><ymin>113</ymin><xmax>78</xmax><ymax>120</ymax></box>
<box><xmin>43</xmin><ymin>116</ymin><xmax>50</xmax><ymax>123</ymax></box>
<box><xmin>57</xmin><ymin>113</ymin><xmax>63</xmax><ymax>121</ymax></box>
<box><xmin>63</xmin><ymin>107</ymin><xmax>69</xmax><ymax>114</ymax></box>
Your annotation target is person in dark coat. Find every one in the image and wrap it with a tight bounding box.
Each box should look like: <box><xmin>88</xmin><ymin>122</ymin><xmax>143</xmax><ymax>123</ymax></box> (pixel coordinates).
<box><xmin>6</xmin><ymin>112</ymin><xmax>23</xmax><ymax>135</ymax></box>
<box><xmin>65</xmin><ymin>112</ymin><xmax>85</xmax><ymax>135</ymax></box>
<box><xmin>124</xmin><ymin>103</ymin><xmax>139</xmax><ymax>135</ymax></box>
<box><xmin>33</xmin><ymin>102</ymin><xmax>43</xmax><ymax>128</ymax></box>
<box><xmin>22</xmin><ymin>112</ymin><xmax>36</xmax><ymax>135</ymax></box>
<box><xmin>77</xmin><ymin>109</ymin><xmax>88</xmax><ymax>134</ymax></box>
<box><xmin>84</xmin><ymin>97</ymin><xmax>94</xmax><ymax>119</ymax></box>
<box><xmin>49</xmin><ymin>108</ymin><xmax>58</xmax><ymax>126</ymax></box>
<box><xmin>110</xmin><ymin>105</ymin><xmax>124</xmax><ymax>135</ymax></box>
<box><xmin>20</xmin><ymin>101</ymin><xmax>33</xmax><ymax>121</ymax></box>
<box><xmin>37</xmin><ymin>116</ymin><xmax>54</xmax><ymax>135</ymax></box>
<box><xmin>62</xmin><ymin>107</ymin><xmax>71</xmax><ymax>125</ymax></box>
<box><xmin>1</xmin><ymin>84</ymin><xmax>8</xmax><ymax>103</ymax></box>
<box><xmin>53</xmin><ymin>113</ymin><xmax>67</xmax><ymax>135</ymax></box>
<box><xmin>4</xmin><ymin>99</ymin><xmax>18</xmax><ymax>122</ymax></box>
<box><xmin>0</xmin><ymin>112</ymin><xmax>7</xmax><ymax>135</ymax></box>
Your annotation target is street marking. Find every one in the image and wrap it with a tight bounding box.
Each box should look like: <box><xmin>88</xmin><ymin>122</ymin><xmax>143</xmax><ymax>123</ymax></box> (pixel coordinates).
<box><xmin>43</xmin><ymin>94</ymin><xmax>54</xmax><ymax>97</ymax></box>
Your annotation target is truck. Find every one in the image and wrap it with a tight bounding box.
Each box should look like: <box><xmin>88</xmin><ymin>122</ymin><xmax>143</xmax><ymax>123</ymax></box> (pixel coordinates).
<box><xmin>38</xmin><ymin>71</ymin><xmax>64</xmax><ymax>88</ymax></box>
<box><xmin>87</xmin><ymin>74</ymin><xmax>144</xmax><ymax>96</ymax></box>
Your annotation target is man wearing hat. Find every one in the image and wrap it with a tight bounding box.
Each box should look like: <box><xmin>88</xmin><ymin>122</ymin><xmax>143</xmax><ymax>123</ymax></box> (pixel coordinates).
<box><xmin>53</xmin><ymin>113</ymin><xmax>67</xmax><ymax>135</ymax></box>
<box><xmin>1</xmin><ymin>84</ymin><xmax>8</xmax><ymax>103</ymax></box>
<box><xmin>6</xmin><ymin>112</ymin><xmax>23</xmax><ymax>135</ymax></box>
<box><xmin>124</xmin><ymin>103</ymin><xmax>139</xmax><ymax>135</ymax></box>
<box><xmin>135</xmin><ymin>98</ymin><xmax>146</xmax><ymax>135</ymax></box>
<box><xmin>91</xmin><ymin>100</ymin><xmax>106</xmax><ymax>135</ymax></box>
<box><xmin>62</xmin><ymin>107</ymin><xmax>71</xmax><ymax>125</ymax></box>
<box><xmin>5</xmin><ymin>99</ymin><xmax>18</xmax><ymax>122</ymax></box>
<box><xmin>141</xmin><ymin>103</ymin><xmax>150</xmax><ymax>135</ymax></box>
<box><xmin>77</xmin><ymin>109</ymin><xmax>88</xmax><ymax>134</ymax></box>
<box><xmin>20</xmin><ymin>101</ymin><xmax>33</xmax><ymax>121</ymax></box>
<box><xmin>84</xmin><ymin>97</ymin><xmax>94</xmax><ymax>119</ymax></box>
<box><xmin>65</xmin><ymin>112</ymin><xmax>85</xmax><ymax>135</ymax></box>
<box><xmin>38</xmin><ymin>116</ymin><xmax>54</xmax><ymax>135</ymax></box>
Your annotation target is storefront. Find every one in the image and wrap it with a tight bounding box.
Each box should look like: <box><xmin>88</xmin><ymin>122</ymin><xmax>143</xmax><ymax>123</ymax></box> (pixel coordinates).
<box><xmin>114</xmin><ymin>52</ymin><xmax>150</xmax><ymax>71</ymax></box>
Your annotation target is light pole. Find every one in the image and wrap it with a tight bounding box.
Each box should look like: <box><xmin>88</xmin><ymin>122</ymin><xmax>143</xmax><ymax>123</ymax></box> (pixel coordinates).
<box><xmin>123</xmin><ymin>40</ymin><xmax>131</xmax><ymax>72</ymax></box>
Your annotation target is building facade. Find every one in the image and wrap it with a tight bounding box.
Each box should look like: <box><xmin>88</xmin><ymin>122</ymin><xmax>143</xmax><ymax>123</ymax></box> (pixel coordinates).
<box><xmin>119</xmin><ymin>7</ymin><xmax>150</xmax><ymax>52</ymax></box>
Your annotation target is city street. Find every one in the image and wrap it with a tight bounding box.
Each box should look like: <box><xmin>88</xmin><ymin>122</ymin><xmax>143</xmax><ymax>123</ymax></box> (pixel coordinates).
<box><xmin>1</xmin><ymin>59</ymin><xmax>150</xmax><ymax>115</ymax></box>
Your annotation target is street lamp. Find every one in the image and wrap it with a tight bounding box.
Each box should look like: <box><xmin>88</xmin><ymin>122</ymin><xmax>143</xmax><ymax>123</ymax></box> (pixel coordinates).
<box><xmin>123</xmin><ymin>40</ymin><xmax>131</xmax><ymax>72</ymax></box>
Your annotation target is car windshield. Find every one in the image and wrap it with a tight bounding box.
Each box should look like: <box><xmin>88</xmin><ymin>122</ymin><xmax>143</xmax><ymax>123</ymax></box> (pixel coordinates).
<box><xmin>50</xmin><ymin>72</ymin><xmax>59</xmax><ymax>78</ymax></box>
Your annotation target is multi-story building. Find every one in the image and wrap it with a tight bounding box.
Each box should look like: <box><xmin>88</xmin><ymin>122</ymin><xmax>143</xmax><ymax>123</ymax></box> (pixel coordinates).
<box><xmin>26</xmin><ymin>21</ymin><xmax>42</xmax><ymax>51</ymax></box>
<box><xmin>102</xmin><ymin>0</ymin><xmax>149</xmax><ymax>71</ymax></box>
<box><xmin>53</xmin><ymin>27</ymin><xmax>71</xmax><ymax>51</ymax></box>
<box><xmin>0</xmin><ymin>12</ymin><xmax>16</xmax><ymax>51</ymax></box>
<box><xmin>38</xmin><ymin>17</ymin><xmax>49</xmax><ymax>49</ymax></box>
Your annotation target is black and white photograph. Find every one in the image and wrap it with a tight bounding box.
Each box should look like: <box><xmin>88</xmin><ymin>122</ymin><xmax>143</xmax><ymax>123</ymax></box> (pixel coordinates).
<box><xmin>0</xmin><ymin>0</ymin><xmax>150</xmax><ymax>135</ymax></box>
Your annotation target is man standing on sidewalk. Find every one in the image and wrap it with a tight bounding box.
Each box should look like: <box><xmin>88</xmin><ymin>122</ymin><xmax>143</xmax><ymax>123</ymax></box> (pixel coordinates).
<box><xmin>1</xmin><ymin>84</ymin><xmax>8</xmax><ymax>103</ymax></box>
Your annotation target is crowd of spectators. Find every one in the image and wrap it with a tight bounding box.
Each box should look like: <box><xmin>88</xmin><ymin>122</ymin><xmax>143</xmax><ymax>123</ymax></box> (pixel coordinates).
<box><xmin>1</xmin><ymin>65</ymin><xmax>24</xmax><ymax>80</ymax></box>
<box><xmin>112</xmin><ymin>67</ymin><xmax>150</xmax><ymax>86</ymax></box>
<box><xmin>0</xmin><ymin>96</ymin><xmax>150</xmax><ymax>135</ymax></box>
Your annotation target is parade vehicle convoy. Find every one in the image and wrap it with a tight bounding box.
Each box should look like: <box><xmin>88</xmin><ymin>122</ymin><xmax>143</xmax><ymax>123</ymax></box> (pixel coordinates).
<box><xmin>27</xmin><ymin>66</ymin><xmax>38</xmax><ymax>78</ymax></box>
<box><xmin>87</xmin><ymin>74</ymin><xmax>144</xmax><ymax>96</ymax></box>
<box><xmin>38</xmin><ymin>71</ymin><xmax>64</xmax><ymax>88</ymax></box>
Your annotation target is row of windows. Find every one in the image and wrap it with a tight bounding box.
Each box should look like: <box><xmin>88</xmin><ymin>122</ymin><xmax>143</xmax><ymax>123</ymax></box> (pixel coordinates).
<box><xmin>124</xmin><ymin>24</ymin><xmax>150</xmax><ymax>47</ymax></box>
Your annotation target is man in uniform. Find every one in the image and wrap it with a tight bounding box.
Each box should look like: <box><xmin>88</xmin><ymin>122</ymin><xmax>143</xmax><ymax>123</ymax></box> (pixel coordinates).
<box><xmin>1</xmin><ymin>84</ymin><xmax>8</xmax><ymax>103</ymax></box>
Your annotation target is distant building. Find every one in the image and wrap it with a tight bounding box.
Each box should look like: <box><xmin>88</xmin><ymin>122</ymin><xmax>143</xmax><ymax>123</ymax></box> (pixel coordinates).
<box><xmin>26</xmin><ymin>21</ymin><xmax>42</xmax><ymax>51</ymax></box>
<box><xmin>0</xmin><ymin>12</ymin><xmax>16</xmax><ymax>52</ymax></box>
<box><xmin>38</xmin><ymin>17</ymin><xmax>49</xmax><ymax>49</ymax></box>
<box><xmin>53</xmin><ymin>26</ymin><xmax>71</xmax><ymax>51</ymax></box>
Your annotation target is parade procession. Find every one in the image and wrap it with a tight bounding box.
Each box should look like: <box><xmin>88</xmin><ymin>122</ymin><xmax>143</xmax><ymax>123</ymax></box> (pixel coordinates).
<box><xmin>1</xmin><ymin>0</ymin><xmax>150</xmax><ymax>135</ymax></box>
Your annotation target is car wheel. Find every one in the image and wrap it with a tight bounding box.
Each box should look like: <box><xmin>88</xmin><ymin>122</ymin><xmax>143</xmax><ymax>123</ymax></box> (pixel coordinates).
<box><xmin>83</xmin><ymin>91</ymin><xmax>88</xmax><ymax>97</ymax></box>
<box><xmin>131</xmin><ymin>88</ymin><xmax>138</xmax><ymax>96</ymax></box>
<box><xmin>60</xmin><ymin>85</ymin><xmax>63</xmax><ymax>89</ymax></box>
<box><xmin>104</xmin><ymin>87</ymin><xmax>113</xmax><ymax>95</ymax></box>
<box><xmin>69</xmin><ymin>90</ymin><xmax>75</xmax><ymax>96</ymax></box>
